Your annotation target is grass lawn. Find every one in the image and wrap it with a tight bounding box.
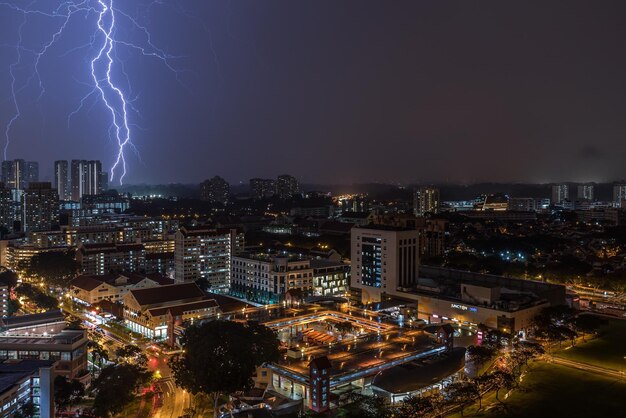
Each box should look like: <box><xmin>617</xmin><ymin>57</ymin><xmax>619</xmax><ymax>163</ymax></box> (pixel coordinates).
<box><xmin>554</xmin><ymin>319</ymin><xmax>626</xmax><ymax>371</ymax></box>
<box><xmin>450</xmin><ymin>362</ymin><xmax>626</xmax><ymax>418</ymax></box>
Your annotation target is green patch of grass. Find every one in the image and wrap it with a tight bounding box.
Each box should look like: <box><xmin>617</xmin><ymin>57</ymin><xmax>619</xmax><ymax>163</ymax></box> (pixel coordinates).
<box><xmin>554</xmin><ymin>319</ymin><xmax>626</xmax><ymax>371</ymax></box>
<box><xmin>454</xmin><ymin>362</ymin><xmax>626</xmax><ymax>418</ymax></box>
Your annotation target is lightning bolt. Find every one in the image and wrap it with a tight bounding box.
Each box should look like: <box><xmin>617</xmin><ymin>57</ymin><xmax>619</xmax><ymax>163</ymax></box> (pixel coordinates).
<box><xmin>0</xmin><ymin>0</ymin><xmax>183</xmax><ymax>184</ymax></box>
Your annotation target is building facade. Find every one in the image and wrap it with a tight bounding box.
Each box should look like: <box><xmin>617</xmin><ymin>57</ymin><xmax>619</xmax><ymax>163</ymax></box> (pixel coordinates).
<box><xmin>174</xmin><ymin>226</ymin><xmax>243</xmax><ymax>292</ymax></box>
<box><xmin>551</xmin><ymin>184</ymin><xmax>569</xmax><ymax>204</ymax></box>
<box><xmin>53</xmin><ymin>160</ymin><xmax>70</xmax><ymax>201</ymax></box>
<box><xmin>277</xmin><ymin>175</ymin><xmax>299</xmax><ymax>199</ymax></box>
<box><xmin>577</xmin><ymin>184</ymin><xmax>594</xmax><ymax>201</ymax></box>
<box><xmin>70</xmin><ymin>160</ymin><xmax>105</xmax><ymax>201</ymax></box>
<box><xmin>123</xmin><ymin>283</ymin><xmax>220</xmax><ymax>340</ymax></box>
<box><xmin>351</xmin><ymin>225</ymin><xmax>420</xmax><ymax>303</ymax></box>
<box><xmin>414</xmin><ymin>186</ymin><xmax>440</xmax><ymax>216</ymax></box>
<box><xmin>200</xmin><ymin>176</ymin><xmax>230</xmax><ymax>205</ymax></box>
<box><xmin>250</xmin><ymin>178</ymin><xmax>276</xmax><ymax>199</ymax></box>
<box><xmin>21</xmin><ymin>183</ymin><xmax>59</xmax><ymax>232</ymax></box>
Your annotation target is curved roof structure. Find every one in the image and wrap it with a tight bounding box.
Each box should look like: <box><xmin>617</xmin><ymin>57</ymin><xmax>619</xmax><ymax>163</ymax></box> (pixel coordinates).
<box><xmin>372</xmin><ymin>347</ymin><xmax>465</xmax><ymax>394</ymax></box>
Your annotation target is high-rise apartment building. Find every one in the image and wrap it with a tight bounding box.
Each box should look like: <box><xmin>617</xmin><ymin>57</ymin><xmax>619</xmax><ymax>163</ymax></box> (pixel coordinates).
<box><xmin>351</xmin><ymin>225</ymin><xmax>420</xmax><ymax>303</ymax></box>
<box><xmin>54</xmin><ymin>160</ymin><xmax>70</xmax><ymax>200</ymax></box>
<box><xmin>577</xmin><ymin>184</ymin><xmax>594</xmax><ymax>201</ymax></box>
<box><xmin>551</xmin><ymin>184</ymin><xmax>569</xmax><ymax>204</ymax></box>
<box><xmin>174</xmin><ymin>226</ymin><xmax>244</xmax><ymax>292</ymax></box>
<box><xmin>613</xmin><ymin>184</ymin><xmax>626</xmax><ymax>205</ymax></box>
<box><xmin>414</xmin><ymin>186</ymin><xmax>440</xmax><ymax>216</ymax></box>
<box><xmin>200</xmin><ymin>176</ymin><xmax>230</xmax><ymax>204</ymax></box>
<box><xmin>21</xmin><ymin>182</ymin><xmax>59</xmax><ymax>232</ymax></box>
<box><xmin>0</xmin><ymin>183</ymin><xmax>15</xmax><ymax>233</ymax></box>
<box><xmin>250</xmin><ymin>178</ymin><xmax>276</xmax><ymax>199</ymax></box>
<box><xmin>276</xmin><ymin>174</ymin><xmax>299</xmax><ymax>199</ymax></box>
<box><xmin>1</xmin><ymin>159</ymin><xmax>38</xmax><ymax>190</ymax></box>
<box><xmin>70</xmin><ymin>160</ymin><xmax>105</xmax><ymax>200</ymax></box>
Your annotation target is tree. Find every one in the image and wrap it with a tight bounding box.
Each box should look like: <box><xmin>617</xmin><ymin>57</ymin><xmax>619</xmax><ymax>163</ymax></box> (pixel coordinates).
<box><xmin>0</xmin><ymin>269</ymin><xmax>18</xmax><ymax>288</ymax></box>
<box><xmin>115</xmin><ymin>344</ymin><xmax>147</xmax><ymax>366</ymax></box>
<box><xmin>398</xmin><ymin>395</ymin><xmax>436</xmax><ymax>418</ymax></box>
<box><xmin>91</xmin><ymin>363</ymin><xmax>152</xmax><ymax>417</ymax></box>
<box><xmin>170</xmin><ymin>320</ymin><xmax>280</xmax><ymax>418</ymax></box>
<box><xmin>65</xmin><ymin>315</ymin><xmax>84</xmax><ymax>330</ymax></box>
<box><xmin>15</xmin><ymin>283</ymin><xmax>58</xmax><ymax>311</ymax></box>
<box><xmin>574</xmin><ymin>314</ymin><xmax>607</xmax><ymax>342</ymax></box>
<box><xmin>472</xmin><ymin>374</ymin><xmax>493</xmax><ymax>410</ymax></box>
<box><xmin>334</xmin><ymin>321</ymin><xmax>355</xmax><ymax>339</ymax></box>
<box><xmin>54</xmin><ymin>376</ymin><xmax>85</xmax><ymax>412</ymax></box>
<box><xmin>490</xmin><ymin>370</ymin><xmax>515</xmax><ymax>403</ymax></box>
<box><xmin>26</xmin><ymin>250</ymin><xmax>78</xmax><ymax>289</ymax></box>
<box><xmin>7</xmin><ymin>298</ymin><xmax>21</xmax><ymax>316</ymax></box>
<box><xmin>466</xmin><ymin>345</ymin><xmax>496</xmax><ymax>369</ymax></box>
<box><xmin>446</xmin><ymin>381</ymin><xmax>479</xmax><ymax>417</ymax></box>
<box><xmin>88</xmin><ymin>340</ymin><xmax>109</xmax><ymax>371</ymax></box>
<box><xmin>336</xmin><ymin>393</ymin><xmax>394</xmax><ymax>418</ymax></box>
<box><xmin>13</xmin><ymin>400</ymin><xmax>36</xmax><ymax>418</ymax></box>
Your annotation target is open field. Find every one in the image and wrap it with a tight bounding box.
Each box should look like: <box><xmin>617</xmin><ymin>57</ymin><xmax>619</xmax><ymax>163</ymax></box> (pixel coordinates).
<box><xmin>451</xmin><ymin>362</ymin><xmax>626</xmax><ymax>418</ymax></box>
<box><xmin>554</xmin><ymin>319</ymin><xmax>626</xmax><ymax>372</ymax></box>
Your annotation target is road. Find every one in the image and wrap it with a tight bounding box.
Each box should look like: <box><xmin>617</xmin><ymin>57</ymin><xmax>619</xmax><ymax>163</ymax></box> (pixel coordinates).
<box><xmin>147</xmin><ymin>351</ymin><xmax>191</xmax><ymax>418</ymax></box>
<box><xmin>544</xmin><ymin>354</ymin><xmax>626</xmax><ymax>379</ymax></box>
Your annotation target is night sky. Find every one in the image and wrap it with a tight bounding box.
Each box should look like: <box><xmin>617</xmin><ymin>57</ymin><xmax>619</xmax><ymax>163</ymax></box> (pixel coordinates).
<box><xmin>1</xmin><ymin>1</ymin><xmax>625</xmax><ymax>185</ymax></box>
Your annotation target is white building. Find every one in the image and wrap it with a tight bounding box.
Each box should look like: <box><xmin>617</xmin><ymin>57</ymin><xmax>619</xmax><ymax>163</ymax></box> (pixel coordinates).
<box><xmin>174</xmin><ymin>226</ymin><xmax>243</xmax><ymax>292</ymax></box>
<box><xmin>351</xmin><ymin>225</ymin><xmax>420</xmax><ymax>303</ymax></box>
<box><xmin>70</xmin><ymin>273</ymin><xmax>172</xmax><ymax>305</ymax></box>
<box><xmin>231</xmin><ymin>253</ymin><xmax>348</xmax><ymax>304</ymax></box>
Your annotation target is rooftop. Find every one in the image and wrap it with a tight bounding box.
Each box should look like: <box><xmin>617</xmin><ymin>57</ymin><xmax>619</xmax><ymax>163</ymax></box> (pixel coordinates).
<box><xmin>0</xmin><ymin>359</ymin><xmax>56</xmax><ymax>394</ymax></box>
<box><xmin>129</xmin><ymin>282</ymin><xmax>205</xmax><ymax>307</ymax></box>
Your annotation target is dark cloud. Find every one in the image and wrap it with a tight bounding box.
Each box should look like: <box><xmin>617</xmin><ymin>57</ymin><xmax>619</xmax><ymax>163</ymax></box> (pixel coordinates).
<box><xmin>1</xmin><ymin>0</ymin><xmax>626</xmax><ymax>185</ymax></box>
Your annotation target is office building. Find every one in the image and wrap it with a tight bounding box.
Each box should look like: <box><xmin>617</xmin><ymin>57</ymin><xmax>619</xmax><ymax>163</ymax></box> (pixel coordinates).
<box><xmin>174</xmin><ymin>226</ymin><xmax>244</xmax><ymax>292</ymax></box>
<box><xmin>351</xmin><ymin>225</ymin><xmax>420</xmax><ymax>303</ymax></box>
<box><xmin>249</xmin><ymin>178</ymin><xmax>276</xmax><ymax>199</ymax></box>
<box><xmin>276</xmin><ymin>174</ymin><xmax>299</xmax><ymax>199</ymax></box>
<box><xmin>413</xmin><ymin>186</ymin><xmax>440</xmax><ymax>216</ymax></box>
<box><xmin>54</xmin><ymin>160</ymin><xmax>70</xmax><ymax>201</ymax></box>
<box><xmin>200</xmin><ymin>176</ymin><xmax>230</xmax><ymax>205</ymax></box>
<box><xmin>577</xmin><ymin>184</ymin><xmax>594</xmax><ymax>201</ymax></box>
<box><xmin>21</xmin><ymin>182</ymin><xmax>59</xmax><ymax>232</ymax></box>
<box><xmin>70</xmin><ymin>160</ymin><xmax>104</xmax><ymax>200</ymax></box>
<box><xmin>551</xmin><ymin>184</ymin><xmax>569</xmax><ymax>204</ymax></box>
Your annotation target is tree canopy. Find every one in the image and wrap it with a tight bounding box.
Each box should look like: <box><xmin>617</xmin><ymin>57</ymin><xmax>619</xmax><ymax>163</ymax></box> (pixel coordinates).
<box><xmin>170</xmin><ymin>320</ymin><xmax>280</xmax><ymax>417</ymax></box>
<box><xmin>91</xmin><ymin>363</ymin><xmax>152</xmax><ymax>417</ymax></box>
<box><xmin>54</xmin><ymin>376</ymin><xmax>85</xmax><ymax>412</ymax></box>
<box><xmin>25</xmin><ymin>250</ymin><xmax>78</xmax><ymax>288</ymax></box>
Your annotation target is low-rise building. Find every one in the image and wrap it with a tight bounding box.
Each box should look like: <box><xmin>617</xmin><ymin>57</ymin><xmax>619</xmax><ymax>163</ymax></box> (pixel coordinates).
<box><xmin>123</xmin><ymin>283</ymin><xmax>220</xmax><ymax>340</ymax></box>
<box><xmin>70</xmin><ymin>272</ymin><xmax>173</xmax><ymax>305</ymax></box>
<box><xmin>231</xmin><ymin>252</ymin><xmax>348</xmax><ymax>304</ymax></box>
<box><xmin>0</xmin><ymin>318</ymin><xmax>88</xmax><ymax>380</ymax></box>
